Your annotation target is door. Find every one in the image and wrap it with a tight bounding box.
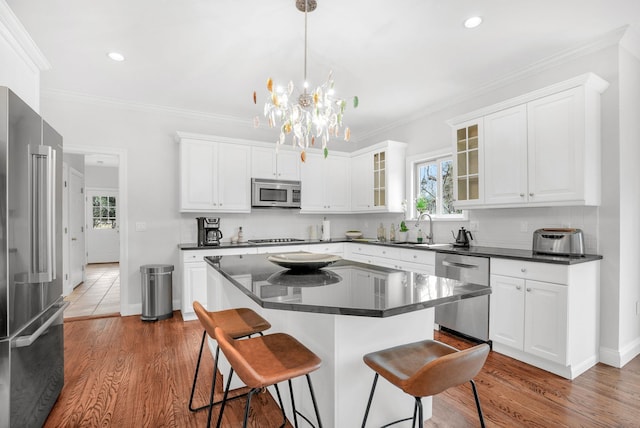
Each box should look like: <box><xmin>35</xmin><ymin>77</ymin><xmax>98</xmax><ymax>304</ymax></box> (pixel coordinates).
<box><xmin>68</xmin><ymin>168</ymin><xmax>85</xmax><ymax>287</ymax></box>
<box><xmin>489</xmin><ymin>274</ymin><xmax>525</xmax><ymax>349</ymax></box>
<box><xmin>86</xmin><ymin>189</ymin><xmax>120</xmax><ymax>263</ymax></box>
<box><xmin>524</xmin><ymin>280</ymin><xmax>568</xmax><ymax>364</ymax></box>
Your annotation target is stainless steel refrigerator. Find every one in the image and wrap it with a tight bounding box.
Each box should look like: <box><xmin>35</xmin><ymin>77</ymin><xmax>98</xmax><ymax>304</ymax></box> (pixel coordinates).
<box><xmin>0</xmin><ymin>87</ymin><xmax>66</xmax><ymax>427</ymax></box>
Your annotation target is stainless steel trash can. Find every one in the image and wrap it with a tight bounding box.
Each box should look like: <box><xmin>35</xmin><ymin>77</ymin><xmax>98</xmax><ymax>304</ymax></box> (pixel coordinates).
<box><xmin>140</xmin><ymin>264</ymin><xmax>174</xmax><ymax>321</ymax></box>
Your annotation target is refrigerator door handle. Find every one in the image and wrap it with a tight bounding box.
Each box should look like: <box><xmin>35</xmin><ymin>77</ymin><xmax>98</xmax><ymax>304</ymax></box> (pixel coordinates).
<box><xmin>30</xmin><ymin>145</ymin><xmax>57</xmax><ymax>283</ymax></box>
<box><xmin>12</xmin><ymin>302</ymin><xmax>68</xmax><ymax>348</ymax></box>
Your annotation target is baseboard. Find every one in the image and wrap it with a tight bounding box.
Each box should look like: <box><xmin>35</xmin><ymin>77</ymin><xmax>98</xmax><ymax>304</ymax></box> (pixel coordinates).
<box><xmin>600</xmin><ymin>337</ymin><xmax>640</xmax><ymax>368</ymax></box>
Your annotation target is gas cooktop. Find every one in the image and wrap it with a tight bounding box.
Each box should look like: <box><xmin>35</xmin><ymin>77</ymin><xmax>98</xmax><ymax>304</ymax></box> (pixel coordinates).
<box><xmin>247</xmin><ymin>238</ymin><xmax>306</xmax><ymax>244</ymax></box>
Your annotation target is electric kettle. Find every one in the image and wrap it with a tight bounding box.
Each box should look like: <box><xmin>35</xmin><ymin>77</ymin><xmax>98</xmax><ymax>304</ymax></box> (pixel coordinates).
<box><xmin>452</xmin><ymin>227</ymin><xmax>473</xmax><ymax>247</ymax></box>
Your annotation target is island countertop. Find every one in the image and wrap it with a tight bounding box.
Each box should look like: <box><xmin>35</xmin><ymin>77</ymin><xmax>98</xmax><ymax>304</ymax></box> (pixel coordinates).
<box><xmin>204</xmin><ymin>253</ymin><xmax>491</xmax><ymax>318</ymax></box>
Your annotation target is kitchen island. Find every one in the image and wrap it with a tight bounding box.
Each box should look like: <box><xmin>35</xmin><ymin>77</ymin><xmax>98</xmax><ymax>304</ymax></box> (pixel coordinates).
<box><xmin>204</xmin><ymin>252</ymin><xmax>490</xmax><ymax>427</ymax></box>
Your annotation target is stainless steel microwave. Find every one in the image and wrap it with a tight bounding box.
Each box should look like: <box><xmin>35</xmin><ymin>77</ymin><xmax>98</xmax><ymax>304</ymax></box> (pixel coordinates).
<box><xmin>251</xmin><ymin>178</ymin><xmax>301</xmax><ymax>208</ymax></box>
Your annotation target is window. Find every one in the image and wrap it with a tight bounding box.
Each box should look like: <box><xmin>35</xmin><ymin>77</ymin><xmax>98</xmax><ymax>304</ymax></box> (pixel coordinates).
<box><xmin>409</xmin><ymin>153</ymin><xmax>463</xmax><ymax>219</ymax></box>
<box><xmin>92</xmin><ymin>196</ymin><xmax>117</xmax><ymax>229</ymax></box>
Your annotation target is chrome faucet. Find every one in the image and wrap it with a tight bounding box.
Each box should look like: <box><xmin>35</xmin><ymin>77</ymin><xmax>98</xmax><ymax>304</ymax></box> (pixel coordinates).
<box><xmin>416</xmin><ymin>212</ymin><xmax>434</xmax><ymax>244</ymax></box>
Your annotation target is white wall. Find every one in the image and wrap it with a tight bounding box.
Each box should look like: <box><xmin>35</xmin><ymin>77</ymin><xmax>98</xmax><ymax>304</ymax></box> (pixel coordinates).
<box><xmin>86</xmin><ymin>165</ymin><xmax>118</xmax><ymax>188</ymax></box>
<box><xmin>617</xmin><ymin>43</ymin><xmax>640</xmax><ymax>363</ymax></box>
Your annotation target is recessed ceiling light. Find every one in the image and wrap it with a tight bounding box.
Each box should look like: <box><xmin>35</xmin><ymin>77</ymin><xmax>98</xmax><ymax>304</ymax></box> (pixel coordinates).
<box><xmin>464</xmin><ymin>16</ymin><xmax>483</xmax><ymax>29</ymax></box>
<box><xmin>107</xmin><ymin>52</ymin><xmax>125</xmax><ymax>62</ymax></box>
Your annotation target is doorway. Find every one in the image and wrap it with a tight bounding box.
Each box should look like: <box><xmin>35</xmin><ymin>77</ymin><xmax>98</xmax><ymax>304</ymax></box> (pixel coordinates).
<box><xmin>69</xmin><ymin>167</ymin><xmax>85</xmax><ymax>288</ymax></box>
<box><xmin>62</xmin><ymin>145</ymin><xmax>128</xmax><ymax>318</ymax></box>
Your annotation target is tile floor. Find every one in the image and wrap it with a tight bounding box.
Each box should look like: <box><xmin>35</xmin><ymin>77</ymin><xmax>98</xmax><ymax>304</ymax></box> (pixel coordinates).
<box><xmin>64</xmin><ymin>263</ymin><xmax>120</xmax><ymax>319</ymax></box>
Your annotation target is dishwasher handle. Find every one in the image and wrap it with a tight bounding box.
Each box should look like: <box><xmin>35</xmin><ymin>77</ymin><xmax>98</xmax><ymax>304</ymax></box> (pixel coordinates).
<box><xmin>441</xmin><ymin>260</ymin><xmax>480</xmax><ymax>270</ymax></box>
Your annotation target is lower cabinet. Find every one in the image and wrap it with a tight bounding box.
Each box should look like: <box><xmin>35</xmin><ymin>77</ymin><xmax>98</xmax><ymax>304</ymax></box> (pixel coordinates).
<box><xmin>489</xmin><ymin>258</ymin><xmax>598</xmax><ymax>379</ymax></box>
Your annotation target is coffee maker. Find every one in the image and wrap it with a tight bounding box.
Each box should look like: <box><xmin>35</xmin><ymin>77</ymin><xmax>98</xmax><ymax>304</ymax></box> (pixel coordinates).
<box><xmin>197</xmin><ymin>217</ymin><xmax>223</xmax><ymax>246</ymax></box>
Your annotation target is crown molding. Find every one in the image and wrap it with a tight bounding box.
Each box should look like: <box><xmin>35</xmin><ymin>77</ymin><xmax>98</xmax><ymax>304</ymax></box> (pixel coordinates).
<box><xmin>362</xmin><ymin>25</ymin><xmax>627</xmax><ymax>139</ymax></box>
<box><xmin>0</xmin><ymin>1</ymin><xmax>50</xmax><ymax>71</ymax></box>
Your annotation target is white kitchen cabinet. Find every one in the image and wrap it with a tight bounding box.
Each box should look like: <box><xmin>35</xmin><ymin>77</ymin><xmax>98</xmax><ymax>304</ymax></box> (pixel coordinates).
<box><xmin>483</xmin><ymin>105</ymin><xmax>528</xmax><ymax>205</ymax></box>
<box><xmin>489</xmin><ymin>258</ymin><xmax>598</xmax><ymax>379</ymax></box>
<box><xmin>300</xmin><ymin>151</ymin><xmax>351</xmax><ymax>213</ymax></box>
<box><xmin>308</xmin><ymin>242</ymin><xmax>344</xmax><ymax>256</ymax></box>
<box><xmin>449</xmin><ymin>73</ymin><xmax>608</xmax><ymax>209</ymax></box>
<box><xmin>179</xmin><ymin>137</ymin><xmax>251</xmax><ymax>212</ymax></box>
<box><xmin>179</xmin><ymin>247</ymin><xmax>258</xmax><ymax>320</ymax></box>
<box><xmin>251</xmin><ymin>146</ymin><xmax>300</xmax><ymax>181</ymax></box>
<box><xmin>345</xmin><ymin>243</ymin><xmax>435</xmax><ymax>275</ymax></box>
<box><xmin>350</xmin><ymin>141</ymin><xmax>407</xmax><ymax>213</ymax></box>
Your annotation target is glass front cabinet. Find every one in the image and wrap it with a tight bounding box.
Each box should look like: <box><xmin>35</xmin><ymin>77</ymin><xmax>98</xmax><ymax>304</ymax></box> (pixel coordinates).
<box><xmin>452</xmin><ymin>119</ymin><xmax>483</xmax><ymax>207</ymax></box>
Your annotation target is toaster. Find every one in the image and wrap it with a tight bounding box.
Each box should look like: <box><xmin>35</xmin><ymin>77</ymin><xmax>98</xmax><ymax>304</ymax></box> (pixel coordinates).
<box><xmin>532</xmin><ymin>228</ymin><xmax>585</xmax><ymax>256</ymax></box>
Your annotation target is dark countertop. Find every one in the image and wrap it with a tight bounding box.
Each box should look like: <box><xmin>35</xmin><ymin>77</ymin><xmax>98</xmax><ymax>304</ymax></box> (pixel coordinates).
<box><xmin>205</xmin><ymin>253</ymin><xmax>491</xmax><ymax>318</ymax></box>
<box><xmin>182</xmin><ymin>238</ymin><xmax>602</xmax><ymax>265</ymax></box>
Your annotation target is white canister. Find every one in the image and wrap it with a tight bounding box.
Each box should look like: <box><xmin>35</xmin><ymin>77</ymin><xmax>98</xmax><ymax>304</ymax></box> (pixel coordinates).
<box><xmin>309</xmin><ymin>225</ymin><xmax>318</xmax><ymax>240</ymax></box>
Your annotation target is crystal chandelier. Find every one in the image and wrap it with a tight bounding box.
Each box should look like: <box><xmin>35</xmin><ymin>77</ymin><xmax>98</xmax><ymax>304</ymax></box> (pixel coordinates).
<box><xmin>253</xmin><ymin>0</ymin><xmax>358</xmax><ymax>161</ymax></box>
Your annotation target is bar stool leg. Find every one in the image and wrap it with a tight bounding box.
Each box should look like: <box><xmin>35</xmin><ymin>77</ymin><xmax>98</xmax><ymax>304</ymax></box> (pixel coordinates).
<box><xmin>274</xmin><ymin>383</ymin><xmax>288</xmax><ymax>428</ymax></box>
<box><xmin>411</xmin><ymin>399</ymin><xmax>418</xmax><ymax>428</ymax></box>
<box><xmin>242</xmin><ymin>388</ymin><xmax>258</xmax><ymax>428</ymax></box>
<box><xmin>214</xmin><ymin>368</ymin><xmax>235</xmax><ymax>428</ymax></box>
<box><xmin>415</xmin><ymin>397</ymin><xmax>423</xmax><ymax>428</ymax></box>
<box><xmin>288</xmin><ymin>379</ymin><xmax>300</xmax><ymax>428</ymax></box>
<box><xmin>361</xmin><ymin>373</ymin><xmax>379</xmax><ymax>428</ymax></box>
<box><xmin>470</xmin><ymin>380</ymin><xmax>486</xmax><ymax>428</ymax></box>
<box><xmin>305</xmin><ymin>374</ymin><xmax>323</xmax><ymax>428</ymax></box>
<box><xmin>188</xmin><ymin>331</ymin><xmax>208</xmax><ymax>412</ymax></box>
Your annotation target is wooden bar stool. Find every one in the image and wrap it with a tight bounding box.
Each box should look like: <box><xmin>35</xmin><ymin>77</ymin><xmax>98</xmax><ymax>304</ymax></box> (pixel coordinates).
<box><xmin>213</xmin><ymin>325</ymin><xmax>323</xmax><ymax>428</ymax></box>
<box><xmin>190</xmin><ymin>301</ymin><xmax>271</xmax><ymax>423</ymax></box>
<box><xmin>361</xmin><ymin>340</ymin><xmax>490</xmax><ymax>428</ymax></box>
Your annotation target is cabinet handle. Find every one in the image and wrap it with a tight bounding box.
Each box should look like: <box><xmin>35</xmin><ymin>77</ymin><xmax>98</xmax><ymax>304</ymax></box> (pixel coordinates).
<box><xmin>516</xmin><ymin>285</ymin><xmax>522</xmax><ymax>290</ymax></box>
<box><xmin>413</xmin><ymin>255</ymin><xmax>417</xmax><ymax>259</ymax></box>
<box><xmin>526</xmin><ymin>287</ymin><xmax>532</xmax><ymax>292</ymax></box>
<box><xmin>529</xmin><ymin>193</ymin><xmax>534</xmax><ymax>197</ymax></box>
<box><xmin>520</xmin><ymin>193</ymin><xmax>525</xmax><ymax>197</ymax></box>
<box><xmin>521</xmin><ymin>268</ymin><xmax>526</xmax><ymax>273</ymax></box>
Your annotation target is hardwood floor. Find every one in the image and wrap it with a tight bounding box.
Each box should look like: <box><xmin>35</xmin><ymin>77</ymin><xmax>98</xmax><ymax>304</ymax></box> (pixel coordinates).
<box><xmin>46</xmin><ymin>313</ymin><xmax>640</xmax><ymax>427</ymax></box>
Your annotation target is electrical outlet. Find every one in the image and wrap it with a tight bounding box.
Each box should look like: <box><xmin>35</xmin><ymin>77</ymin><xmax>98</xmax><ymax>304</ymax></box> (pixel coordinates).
<box><xmin>520</xmin><ymin>221</ymin><xmax>528</xmax><ymax>232</ymax></box>
<box><xmin>135</xmin><ymin>221</ymin><xmax>147</xmax><ymax>232</ymax></box>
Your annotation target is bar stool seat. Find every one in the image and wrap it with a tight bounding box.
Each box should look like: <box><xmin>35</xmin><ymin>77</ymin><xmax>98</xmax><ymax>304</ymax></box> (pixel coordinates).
<box><xmin>214</xmin><ymin>325</ymin><xmax>323</xmax><ymax>428</ymax></box>
<box><xmin>362</xmin><ymin>339</ymin><xmax>490</xmax><ymax>428</ymax></box>
<box><xmin>190</xmin><ymin>301</ymin><xmax>271</xmax><ymax>418</ymax></box>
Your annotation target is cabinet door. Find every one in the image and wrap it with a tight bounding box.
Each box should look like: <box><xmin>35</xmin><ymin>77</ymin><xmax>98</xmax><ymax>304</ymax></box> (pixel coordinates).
<box><xmin>484</xmin><ymin>105</ymin><xmax>528</xmax><ymax>205</ymax></box>
<box><xmin>453</xmin><ymin>120</ymin><xmax>483</xmax><ymax>206</ymax></box>
<box><xmin>527</xmin><ymin>87</ymin><xmax>584</xmax><ymax>203</ymax></box>
<box><xmin>251</xmin><ymin>146</ymin><xmax>278</xmax><ymax>179</ymax></box>
<box><xmin>489</xmin><ymin>274</ymin><xmax>525</xmax><ymax>350</ymax></box>
<box><xmin>217</xmin><ymin>143</ymin><xmax>251</xmax><ymax>212</ymax></box>
<box><xmin>350</xmin><ymin>153</ymin><xmax>372</xmax><ymax>211</ymax></box>
<box><xmin>524</xmin><ymin>280</ymin><xmax>568</xmax><ymax>364</ymax></box>
<box><xmin>276</xmin><ymin>150</ymin><xmax>301</xmax><ymax>180</ymax></box>
<box><xmin>180</xmin><ymin>140</ymin><xmax>217</xmax><ymax>211</ymax></box>
<box><xmin>325</xmin><ymin>156</ymin><xmax>351</xmax><ymax>211</ymax></box>
<box><xmin>300</xmin><ymin>152</ymin><xmax>327</xmax><ymax>211</ymax></box>
<box><xmin>182</xmin><ymin>262</ymin><xmax>208</xmax><ymax>317</ymax></box>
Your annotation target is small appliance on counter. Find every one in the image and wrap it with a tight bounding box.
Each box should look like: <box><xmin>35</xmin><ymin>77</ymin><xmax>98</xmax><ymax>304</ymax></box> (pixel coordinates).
<box><xmin>532</xmin><ymin>228</ymin><xmax>585</xmax><ymax>256</ymax></box>
<box><xmin>197</xmin><ymin>217</ymin><xmax>223</xmax><ymax>246</ymax></box>
<box><xmin>452</xmin><ymin>227</ymin><xmax>473</xmax><ymax>247</ymax></box>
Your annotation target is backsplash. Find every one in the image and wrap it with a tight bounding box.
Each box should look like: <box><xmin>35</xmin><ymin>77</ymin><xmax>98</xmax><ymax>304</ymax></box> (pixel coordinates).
<box><xmin>179</xmin><ymin>206</ymin><xmax>599</xmax><ymax>254</ymax></box>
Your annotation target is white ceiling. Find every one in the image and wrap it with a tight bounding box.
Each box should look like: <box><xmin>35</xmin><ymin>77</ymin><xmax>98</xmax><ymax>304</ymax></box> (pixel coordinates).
<box><xmin>7</xmin><ymin>0</ymin><xmax>640</xmax><ymax>142</ymax></box>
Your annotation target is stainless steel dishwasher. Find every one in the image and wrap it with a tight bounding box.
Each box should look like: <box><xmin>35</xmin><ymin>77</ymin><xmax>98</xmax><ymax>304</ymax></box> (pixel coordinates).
<box><xmin>435</xmin><ymin>252</ymin><xmax>490</xmax><ymax>343</ymax></box>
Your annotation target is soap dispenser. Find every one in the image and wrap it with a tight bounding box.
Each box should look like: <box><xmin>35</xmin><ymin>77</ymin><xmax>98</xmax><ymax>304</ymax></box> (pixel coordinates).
<box><xmin>237</xmin><ymin>226</ymin><xmax>245</xmax><ymax>243</ymax></box>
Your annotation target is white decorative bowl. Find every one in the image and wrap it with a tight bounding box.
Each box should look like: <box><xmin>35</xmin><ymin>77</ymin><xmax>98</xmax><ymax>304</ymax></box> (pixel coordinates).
<box><xmin>345</xmin><ymin>231</ymin><xmax>363</xmax><ymax>239</ymax></box>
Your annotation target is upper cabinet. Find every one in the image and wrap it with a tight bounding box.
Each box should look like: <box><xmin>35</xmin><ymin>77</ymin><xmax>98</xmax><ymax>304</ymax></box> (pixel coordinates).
<box><xmin>178</xmin><ymin>133</ymin><xmax>251</xmax><ymax>213</ymax></box>
<box><xmin>351</xmin><ymin>141</ymin><xmax>407</xmax><ymax>213</ymax></box>
<box><xmin>300</xmin><ymin>152</ymin><xmax>351</xmax><ymax>213</ymax></box>
<box><xmin>251</xmin><ymin>146</ymin><xmax>300</xmax><ymax>181</ymax></box>
<box><xmin>453</xmin><ymin>120</ymin><xmax>484</xmax><ymax>207</ymax></box>
<box><xmin>448</xmin><ymin>73</ymin><xmax>609</xmax><ymax>209</ymax></box>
